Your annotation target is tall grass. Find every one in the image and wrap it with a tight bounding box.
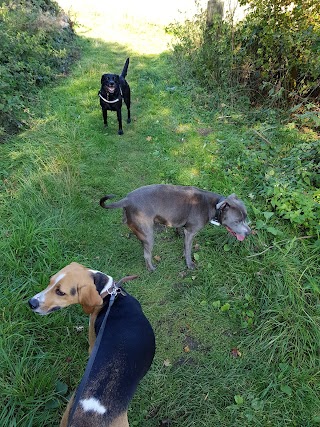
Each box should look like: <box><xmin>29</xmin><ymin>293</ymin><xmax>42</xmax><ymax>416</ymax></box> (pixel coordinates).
<box><xmin>1</xmin><ymin>3</ymin><xmax>319</xmax><ymax>426</ymax></box>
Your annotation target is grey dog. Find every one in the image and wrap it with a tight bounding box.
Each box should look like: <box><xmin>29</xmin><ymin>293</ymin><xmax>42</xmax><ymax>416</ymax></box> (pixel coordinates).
<box><xmin>100</xmin><ymin>184</ymin><xmax>251</xmax><ymax>271</ymax></box>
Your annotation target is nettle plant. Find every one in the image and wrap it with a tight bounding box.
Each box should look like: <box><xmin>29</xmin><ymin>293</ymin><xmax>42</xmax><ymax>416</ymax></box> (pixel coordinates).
<box><xmin>261</xmin><ymin>140</ymin><xmax>320</xmax><ymax>235</ymax></box>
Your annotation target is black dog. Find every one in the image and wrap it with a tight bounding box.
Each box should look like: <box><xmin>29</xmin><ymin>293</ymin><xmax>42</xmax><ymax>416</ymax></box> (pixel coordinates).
<box><xmin>99</xmin><ymin>58</ymin><xmax>131</xmax><ymax>135</ymax></box>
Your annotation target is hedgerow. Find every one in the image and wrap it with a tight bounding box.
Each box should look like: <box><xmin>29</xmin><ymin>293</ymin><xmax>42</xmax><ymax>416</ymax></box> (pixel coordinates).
<box><xmin>0</xmin><ymin>0</ymin><xmax>79</xmax><ymax>140</ymax></box>
<box><xmin>167</xmin><ymin>0</ymin><xmax>320</xmax><ymax>237</ymax></box>
<box><xmin>167</xmin><ymin>0</ymin><xmax>320</xmax><ymax>109</ymax></box>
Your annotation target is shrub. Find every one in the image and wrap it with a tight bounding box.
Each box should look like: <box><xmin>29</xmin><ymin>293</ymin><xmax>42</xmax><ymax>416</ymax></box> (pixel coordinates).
<box><xmin>0</xmin><ymin>0</ymin><xmax>79</xmax><ymax>140</ymax></box>
<box><xmin>236</xmin><ymin>0</ymin><xmax>320</xmax><ymax>104</ymax></box>
<box><xmin>167</xmin><ymin>0</ymin><xmax>320</xmax><ymax>107</ymax></box>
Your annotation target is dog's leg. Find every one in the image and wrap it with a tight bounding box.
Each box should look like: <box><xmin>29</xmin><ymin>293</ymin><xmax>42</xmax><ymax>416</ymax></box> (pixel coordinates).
<box><xmin>126</xmin><ymin>90</ymin><xmax>131</xmax><ymax>124</ymax></box>
<box><xmin>60</xmin><ymin>392</ymin><xmax>75</xmax><ymax>427</ymax></box>
<box><xmin>109</xmin><ymin>412</ymin><xmax>129</xmax><ymax>427</ymax></box>
<box><xmin>128</xmin><ymin>221</ymin><xmax>155</xmax><ymax>271</ymax></box>
<box><xmin>88</xmin><ymin>310</ymin><xmax>99</xmax><ymax>354</ymax></box>
<box><xmin>102</xmin><ymin>109</ymin><xmax>108</xmax><ymax>127</ymax></box>
<box><xmin>117</xmin><ymin>109</ymin><xmax>123</xmax><ymax>135</ymax></box>
<box><xmin>183</xmin><ymin>228</ymin><xmax>197</xmax><ymax>269</ymax></box>
<box><xmin>142</xmin><ymin>235</ymin><xmax>155</xmax><ymax>271</ymax></box>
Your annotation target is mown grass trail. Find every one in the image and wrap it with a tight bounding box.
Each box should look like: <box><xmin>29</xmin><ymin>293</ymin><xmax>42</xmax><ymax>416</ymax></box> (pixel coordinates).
<box><xmin>1</xmin><ymin>1</ymin><xmax>319</xmax><ymax>426</ymax></box>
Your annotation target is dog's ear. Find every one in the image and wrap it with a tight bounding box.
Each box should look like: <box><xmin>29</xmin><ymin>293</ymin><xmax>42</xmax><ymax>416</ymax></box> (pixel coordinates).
<box><xmin>218</xmin><ymin>194</ymin><xmax>239</xmax><ymax>210</ymax></box>
<box><xmin>78</xmin><ymin>285</ymin><xmax>103</xmax><ymax>314</ymax></box>
<box><xmin>216</xmin><ymin>199</ymin><xmax>228</xmax><ymax>210</ymax></box>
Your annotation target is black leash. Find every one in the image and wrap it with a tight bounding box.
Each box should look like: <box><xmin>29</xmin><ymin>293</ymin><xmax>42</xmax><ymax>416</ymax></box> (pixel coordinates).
<box><xmin>67</xmin><ymin>291</ymin><xmax>118</xmax><ymax>425</ymax></box>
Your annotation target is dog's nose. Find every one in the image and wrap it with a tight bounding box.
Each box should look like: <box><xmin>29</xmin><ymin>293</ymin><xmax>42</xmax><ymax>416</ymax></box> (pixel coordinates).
<box><xmin>28</xmin><ymin>298</ymin><xmax>39</xmax><ymax>310</ymax></box>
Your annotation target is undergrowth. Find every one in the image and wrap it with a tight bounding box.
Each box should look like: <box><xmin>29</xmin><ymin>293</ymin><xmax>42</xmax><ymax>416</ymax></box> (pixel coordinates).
<box><xmin>167</xmin><ymin>2</ymin><xmax>320</xmax><ymax>238</ymax></box>
<box><xmin>0</xmin><ymin>0</ymin><xmax>79</xmax><ymax>140</ymax></box>
<box><xmin>0</xmin><ymin>2</ymin><xmax>319</xmax><ymax>426</ymax></box>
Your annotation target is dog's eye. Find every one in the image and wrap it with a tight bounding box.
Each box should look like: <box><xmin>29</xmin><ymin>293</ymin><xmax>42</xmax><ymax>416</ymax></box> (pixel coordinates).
<box><xmin>55</xmin><ymin>288</ymin><xmax>66</xmax><ymax>296</ymax></box>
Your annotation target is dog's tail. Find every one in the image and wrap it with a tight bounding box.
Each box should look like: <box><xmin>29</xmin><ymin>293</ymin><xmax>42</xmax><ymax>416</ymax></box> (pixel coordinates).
<box><xmin>99</xmin><ymin>194</ymin><xmax>127</xmax><ymax>209</ymax></box>
<box><xmin>116</xmin><ymin>275</ymin><xmax>139</xmax><ymax>287</ymax></box>
<box><xmin>121</xmin><ymin>58</ymin><xmax>129</xmax><ymax>78</ymax></box>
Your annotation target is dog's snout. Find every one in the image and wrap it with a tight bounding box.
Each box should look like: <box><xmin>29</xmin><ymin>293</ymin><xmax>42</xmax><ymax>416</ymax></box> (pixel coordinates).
<box><xmin>28</xmin><ymin>298</ymin><xmax>39</xmax><ymax>310</ymax></box>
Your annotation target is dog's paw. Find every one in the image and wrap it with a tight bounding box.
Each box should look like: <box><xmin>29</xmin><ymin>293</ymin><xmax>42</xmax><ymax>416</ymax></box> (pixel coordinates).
<box><xmin>187</xmin><ymin>261</ymin><xmax>196</xmax><ymax>270</ymax></box>
<box><xmin>127</xmin><ymin>118</ymin><xmax>131</xmax><ymax>124</ymax></box>
<box><xmin>118</xmin><ymin>130</ymin><xmax>124</xmax><ymax>135</ymax></box>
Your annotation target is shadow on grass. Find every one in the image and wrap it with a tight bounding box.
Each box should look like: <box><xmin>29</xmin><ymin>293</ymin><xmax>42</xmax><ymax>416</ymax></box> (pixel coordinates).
<box><xmin>1</xmin><ymin>33</ymin><xmax>320</xmax><ymax>427</ymax></box>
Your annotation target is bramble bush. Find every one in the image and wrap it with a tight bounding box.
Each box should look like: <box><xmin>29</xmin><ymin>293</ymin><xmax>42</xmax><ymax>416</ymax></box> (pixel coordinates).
<box><xmin>0</xmin><ymin>0</ymin><xmax>79</xmax><ymax>140</ymax></box>
<box><xmin>167</xmin><ymin>0</ymin><xmax>320</xmax><ymax>107</ymax></box>
<box><xmin>236</xmin><ymin>0</ymin><xmax>320</xmax><ymax>104</ymax></box>
<box><xmin>167</xmin><ymin>0</ymin><xmax>320</xmax><ymax>237</ymax></box>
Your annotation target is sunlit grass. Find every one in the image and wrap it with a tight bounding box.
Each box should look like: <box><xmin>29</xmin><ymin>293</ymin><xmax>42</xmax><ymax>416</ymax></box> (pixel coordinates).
<box><xmin>1</xmin><ymin>1</ymin><xmax>319</xmax><ymax>426</ymax></box>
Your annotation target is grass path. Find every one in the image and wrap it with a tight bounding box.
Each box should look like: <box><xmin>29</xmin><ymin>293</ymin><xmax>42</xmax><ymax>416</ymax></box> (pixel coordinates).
<box><xmin>1</xmin><ymin>2</ymin><xmax>319</xmax><ymax>426</ymax></box>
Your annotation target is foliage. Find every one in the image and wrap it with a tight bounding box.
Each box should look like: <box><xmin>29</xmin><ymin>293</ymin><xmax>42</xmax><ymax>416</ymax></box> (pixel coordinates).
<box><xmin>167</xmin><ymin>0</ymin><xmax>320</xmax><ymax>106</ymax></box>
<box><xmin>236</xmin><ymin>0</ymin><xmax>320</xmax><ymax>103</ymax></box>
<box><xmin>167</xmin><ymin>1</ymin><xmax>320</xmax><ymax>236</ymax></box>
<box><xmin>0</xmin><ymin>5</ymin><xmax>319</xmax><ymax>427</ymax></box>
<box><xmin>0</xmin><ymin>0</ymin><xmax>79</xmax><ymax>140</ymax></box>
<box><xmin>242</xmin><ymin>128</ymin><xmax>319</xmax><ymax>235</ymax></box>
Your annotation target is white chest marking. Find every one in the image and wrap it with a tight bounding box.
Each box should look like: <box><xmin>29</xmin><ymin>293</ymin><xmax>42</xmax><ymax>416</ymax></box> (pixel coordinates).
<box><xmin>80</xmin><ymin>397</ymin><xmax>107</xmax><ymax>414</ymax></box>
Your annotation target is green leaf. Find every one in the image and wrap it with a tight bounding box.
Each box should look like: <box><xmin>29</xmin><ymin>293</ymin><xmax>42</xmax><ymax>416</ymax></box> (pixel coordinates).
<box><xmin>212</xmin><ymin>300</ymin><xmax>221</xmax><ymax>308</ymax></box>
<box><xmin>234</xmin><ymin>395</ymin><xmax>244</xmax><ymax>405</ymax></box>
<box><xmin>263</xmin><ymin>211</ymin><xmax>274</xmax><ymax>220</ymax></box>
<box><xmin>223</xmin><ymin>244</ymin><xmax>231</xmax><ymax>252</ymax></box>
<box><xmin>220</xmin><ymin>303</ymin><xmax>230</xmax><ymax>312</ymax></box>
<box><xmin>255</xmin><ymin>219</ymin><xmax>265</xmax><ymax>229</ymax></box>
<box><xmin>251</xmin><ymin>398</ymin><xmax>264</xmax><ymax>410</ymax></box>
<box><xmin>45</xmin><ymin>398</ymin><xmax>60</xmax><ymax>409</ymax></box>
<box><xmin>56</xmin><ymin>380</ymin><xmax>68</xmax><ymax>395</ymax></box>
<box><xmin>266</xmin><ymin>226</ymin><xmax>280</xmax><ymax>235</ymax></box>
<box><xmin>280</xmin><ymin>384</ymin><xmax>293</xmax><ymax>396</ymax></box>
<box><xmin>193</xmin><ymin>253</ymin><xmax>200</xmax><ymax>261</ymax></box>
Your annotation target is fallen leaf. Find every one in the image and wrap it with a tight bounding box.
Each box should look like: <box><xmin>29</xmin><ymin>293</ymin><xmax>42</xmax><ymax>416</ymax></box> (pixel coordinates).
<box><xmin>154</xmin><ymin>255</ymin><xmax>161</xmax><ymax>261</ymax></box>
<box><xmin>146</xmin><ymin>136</ymin><xmax>152</xmax><ymax>141</ymax></box>
<box><xmin>231</xmin><ymin>348</ymin><xmax>242</xmax><ymax>358</ymax></box>
<box><xmin>163</xmin><ymin>359</ymin><xmax>171</xmax><ymax>367</ymax></box>
<box><xmin>184</xmin><ymin>345</ymin><xmax>190</xmax><ymax>353</ymax></box>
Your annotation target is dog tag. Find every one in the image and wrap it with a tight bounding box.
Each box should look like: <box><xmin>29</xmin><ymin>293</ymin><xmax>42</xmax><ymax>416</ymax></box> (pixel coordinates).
<box><xmin>210</xmin><ymin>219</ymin><xmax>220</xmax><ymax>226</ymax></box>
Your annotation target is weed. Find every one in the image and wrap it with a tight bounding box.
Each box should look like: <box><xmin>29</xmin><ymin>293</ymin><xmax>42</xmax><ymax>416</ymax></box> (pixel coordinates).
<box><xmin>0</xmin><ymin>2</ymin><xmax>319</xmax><ymax>427</ymax></box>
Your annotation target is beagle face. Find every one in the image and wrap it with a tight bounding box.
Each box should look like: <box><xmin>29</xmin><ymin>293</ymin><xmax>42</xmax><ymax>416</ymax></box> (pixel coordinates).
<box><xmin>28</xmin><ymin>262</ymin><xmax>106</xmax><ymax>315</ymax></box>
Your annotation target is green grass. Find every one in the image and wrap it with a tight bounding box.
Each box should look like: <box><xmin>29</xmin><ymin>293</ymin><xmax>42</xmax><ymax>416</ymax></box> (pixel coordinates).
<box><xmin>0</xmin><ymin>3</ymin><xmax>319</xmax><ymax>427</ymax></box>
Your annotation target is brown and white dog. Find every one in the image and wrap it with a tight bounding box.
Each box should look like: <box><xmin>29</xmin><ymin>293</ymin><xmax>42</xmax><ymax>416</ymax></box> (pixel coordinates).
<box><xmin>28</xmin><ymin>262</ymin><xmax>155</xmax><ymax>427</ymax></box>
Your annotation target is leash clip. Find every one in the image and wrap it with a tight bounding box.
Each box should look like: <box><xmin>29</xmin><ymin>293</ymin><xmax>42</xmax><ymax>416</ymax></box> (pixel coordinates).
<box><xmin>210</xmin><ymin>219</ymin><xmax>220</xmax><ymax>226</ymax></box>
